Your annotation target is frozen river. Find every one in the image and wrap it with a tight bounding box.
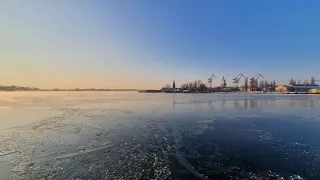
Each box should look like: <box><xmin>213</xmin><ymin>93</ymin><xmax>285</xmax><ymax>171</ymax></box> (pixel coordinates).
<box><xmin>1</xmin><ymin>92</ymin><xmax>320</xmax><ymax>179</ymax></box>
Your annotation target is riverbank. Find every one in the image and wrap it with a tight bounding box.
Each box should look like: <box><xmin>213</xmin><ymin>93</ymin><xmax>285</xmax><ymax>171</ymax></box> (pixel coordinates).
<box><xmin>138</xmin><ymin>91</ymin><xmax>319</xmax><ymax>95</ymax></box>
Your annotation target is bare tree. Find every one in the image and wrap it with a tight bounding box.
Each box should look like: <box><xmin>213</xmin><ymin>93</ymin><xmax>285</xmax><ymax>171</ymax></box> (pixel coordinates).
<box><xmin>199</xmin><ymin>83</ymin><xmax>207</xmax><ymax>92</ymax></box>
<box><xmin>264</xmin><ymin>80</ymin><xmax>269</xmax><ymax>88</ymax></box>
<box><xmin>257</xmin><ymin>81</ymin><xmax>262</xmax><ymax>91</ymax></box>
<box><xmin>182</xmin><ymin>80</ymin><xmax>208</xmax><ymax>92</ymax></box>
<box><xmin>192</xmin><ymin>81</ymin><xmax>196</xmax><ymax>88</ymax></box>
<box><xmin>250</xmin><ymin>78</ymin><xmax>256</xmax><ymax>91</ymax></box>
<box><xmin>181</xmin><ymin>83</ymin><xmax>188</xmax><ymax>90</ymax></box>
<box><xmin>244</xmin><ymin>78</ymin><xmax>248</xmax><ymax>91</ymax></box>
<box><xmin>259</xmin><ymin>81</ymin><xmax>264</xmax><ymax>88</ymax></box>
<box><xmin>197</xmin><ymin>80</ymin><xmax>202</xmax><ymax>88</ymax></box>
<box><xmin>289</xmin><ymin>78</ymin><xmax>296</xmax><ymax>85</ymax></box>
<box><xmin>208</xmin><ymin>78</ymin><xmax>212</xmax><ymax>88</ymax></box>
<box><xmin>270</xmin><ymin>80</ymin><xmax>276</xmax><ymax>91</ymax></box>
<box><xmin>221</xmin><ymin>77</ymin><xmax>226</xmax><ymax>89</ymax></box>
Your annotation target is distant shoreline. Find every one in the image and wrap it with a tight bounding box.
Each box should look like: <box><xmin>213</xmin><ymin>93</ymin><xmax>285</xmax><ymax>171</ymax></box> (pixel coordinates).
<box><xmin>0</xmin><ymin>90</ymin><xmax>318</xmax><ymax>95</ymax></box>
<box><xmin>0</xmin><ymin>85</ymin><xmax>137</xmax><ymax>92</ymax></box>
<box><xmin>0</xmin><ymin>90</ymin><xmax>138</xmax><ymax>92</ymax></box>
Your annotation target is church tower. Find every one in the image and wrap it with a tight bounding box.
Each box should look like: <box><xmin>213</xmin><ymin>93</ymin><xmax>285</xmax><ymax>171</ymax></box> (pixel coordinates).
<box><xmin>173</xmin><ymin>80</ymin><xmax>176</xmax><ymax>89</ymax></box>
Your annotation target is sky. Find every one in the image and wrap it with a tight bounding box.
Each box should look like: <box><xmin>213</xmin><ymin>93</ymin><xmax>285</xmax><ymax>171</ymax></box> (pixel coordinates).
<box><xmin>1</xmin><ymin>0</ymin><xmax>320</xmax><ymax>89</ymax></box>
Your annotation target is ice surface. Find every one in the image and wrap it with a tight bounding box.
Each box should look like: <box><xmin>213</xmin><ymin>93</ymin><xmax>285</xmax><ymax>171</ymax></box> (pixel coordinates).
<box><xmin>0</xmin><ymin>92</ymin><xmax>320</xmax><ymax>179</ymax></box>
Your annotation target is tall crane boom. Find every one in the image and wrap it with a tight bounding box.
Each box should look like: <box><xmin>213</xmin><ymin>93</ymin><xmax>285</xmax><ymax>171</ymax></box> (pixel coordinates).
<box><xmin>253</xmin><ymin>74</ymin><xmax>264</xmax><ymax>80</ymax></box>
<box><xmin>233</xmin><ymin>73</ymin><xmax>245</xmax><ymax>80</ymax></box>
<box><xmin>233</xmin><ymin>73</ymin><xmax>246</xmax><ymax>87</ymax></box>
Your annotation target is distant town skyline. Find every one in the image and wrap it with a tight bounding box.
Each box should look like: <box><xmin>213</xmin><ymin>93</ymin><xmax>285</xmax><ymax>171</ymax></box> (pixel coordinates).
<box><xmin>1</xmin><ymin>1</ymin><xmax>319</xmax><ymax>89</ymax></box>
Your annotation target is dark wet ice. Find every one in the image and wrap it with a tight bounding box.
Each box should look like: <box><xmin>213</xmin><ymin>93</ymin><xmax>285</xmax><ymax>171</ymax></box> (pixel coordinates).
<box><xmin>0</xmin><ymin>92</ymin><xmax>320</xmax><ymax>179</ymax></box>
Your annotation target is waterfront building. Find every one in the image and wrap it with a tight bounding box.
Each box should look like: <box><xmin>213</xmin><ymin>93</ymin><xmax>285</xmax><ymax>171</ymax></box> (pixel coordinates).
<box><xmin>286</xmin><ymin>84</ymin><xmax>319</xmax><ymax>93</ymax></box>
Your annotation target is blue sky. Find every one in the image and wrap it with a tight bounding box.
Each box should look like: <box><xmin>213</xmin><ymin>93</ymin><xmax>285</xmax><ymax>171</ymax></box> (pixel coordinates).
<box><xmin>1</xmin><ymin>0</ymin><xmax>319</xmax><ymax>88</ymax></box>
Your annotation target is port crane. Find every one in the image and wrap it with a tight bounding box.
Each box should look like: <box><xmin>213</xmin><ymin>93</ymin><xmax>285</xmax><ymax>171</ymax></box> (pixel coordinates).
<box><xmin>233</xmin><ymin>73</ymin><xmax>246</xmax><ymax>87</ymax></box>
<box><xmin>253</xmin><ymin>74</ymin><xmax>264</xmax><ymax>80</ymax></box>
<box><xmin>250</xmin><ymin>74</ymin><xmax>264</xmax><ymax>91</ymax></box>
<box><xmin>207</xmin><ymin>74</ymin><xmax>216</xmax><ymax>88</ymax></box>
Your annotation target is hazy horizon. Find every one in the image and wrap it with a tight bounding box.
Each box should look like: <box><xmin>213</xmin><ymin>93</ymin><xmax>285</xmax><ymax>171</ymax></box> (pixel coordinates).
<box><xmin>1</xmin><ymin>0</ymin><xmax>319</xmax><ymax>89</ymax></box>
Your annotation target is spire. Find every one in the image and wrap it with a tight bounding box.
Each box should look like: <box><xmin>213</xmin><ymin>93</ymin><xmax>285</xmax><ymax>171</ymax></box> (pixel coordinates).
<box><xmin>173</xmin><ymin>80</ymin><xmax>176</xmax><ymax>89</ymax></box>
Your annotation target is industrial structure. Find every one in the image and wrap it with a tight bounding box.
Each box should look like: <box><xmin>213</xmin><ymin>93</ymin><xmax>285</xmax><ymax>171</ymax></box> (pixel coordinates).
<box><xmin>286</xmin><ymin>84</ymin><xmax>319</xmax><ymax>93</ymax></box>
<box><xmin>233</xmin><ymin>73</ymin><xmax>246</xmax><ymax>87</ymax></box>
<box><xmin>250</xmin><ymin>74</ymin><xmax>264</xmax><ymax>91</ymax></box>
<box><xmin>221</xmin><ymin>76</ymin><xmax>227</xmax><ymax>90</ymax></box>
<box><xmin>207</xmin><ymin>74</ymin><xmax>215</xmax><ymax>88</ymax></box>
<box><xmin>139</xmin><ymin>74</ymin><xmax>319</xmax><ymax>94</ymax></box>
<box><xmin>231</xmin><ymin>73</ymin><xmax>267</xmax><ymax>92</ymax></box>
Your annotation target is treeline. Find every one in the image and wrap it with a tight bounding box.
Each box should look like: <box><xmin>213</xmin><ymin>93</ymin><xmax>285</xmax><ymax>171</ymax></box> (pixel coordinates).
<box><xmin>179</xmin><ymin>80</ymin><xmax>240</xmax><ymax>92</ymax></box>
<box><xmin>0</xmin><ymin>85</ymin><xmax>136</xmax><ymax>92</ymax></box>
<box><xmin>180</xmin><ymin>80</ymin><xmax>208</xmax><ymax>92</ymax></box>
<box><xmin>44</xmin><ymin>88</ymin><xmax>109</xmax><ymax>91</ymax></box>
<box><xmin>241</xmin><ymin>79</ymin><xmax>277</xmax><ymax>91</ymax></box>
<box><xmin>289</xmin><ymin>77</ymin><xmax>316</xmax><ymax>86</ymax></box>
<box><xmin>243</xmin><ymin>79</ymin><xmax>277</xmax><ymax>91</ymax></box>
<box><xmin>0</xmin><ymin>85</ymin><xmax>40</xmax><ymax>91</ymax></box>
